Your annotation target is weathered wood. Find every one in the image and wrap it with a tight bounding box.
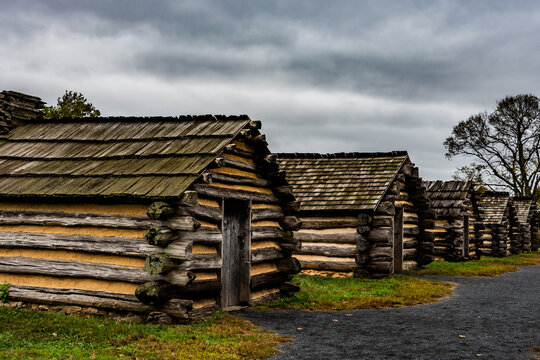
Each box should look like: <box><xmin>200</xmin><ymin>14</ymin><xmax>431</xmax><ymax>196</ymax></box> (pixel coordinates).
<box><xmin>252</xmin><ymin>208</ymin><xmax>284</xmax><ymax>222</ymax></box>
<box><xmin>355</xmin><ymin>253</ymin><xmax>369</xmax><ymax>265</ymax></box>
<box><xmin>201</xmin><ymin>171</ymin><xmax>213</xmax><ymax>184</ymax></box>
<box><xmin>299</xmin><ymin>244</ymin><xmax>356</xmax><ymax>257</ymax></box>
<box><xmin>358</xmin><ymin>213</ymin><xmax>373</xmax><ymax>226</ymax></box>
<box><xmin>0</xmin><ymin>211</ymin><xmax>156</xmax><ymax>229</ymax></box>
<box><xmin>9</xmin><ymin>285</ymin><xmax>154</xmax><ymax>312</ymax></box>
<box><xmin>372</xmin><ymin>216</ymin><xmax>393</xmax><ymax>227</ymax></box>
<box><xmin>251</xmin><ymin>227</ymin><xmax>284</xmax><ymax>240</ymax></box>
<box><xmin>135</xmin><ymin>281</ymin><xmax>176</xmax><ymax>306</ymax></box>
<box><xmin>177</xmin><ymin>229</ymin><xmax>223</xmax><ymax>244</ymax></box>
<box><xmin>0</xmin><ymin>256</ymin><xmax>158</xmax><ymax>283</ymax></box>
<box><xmin>162</xmin><ymin>298</ymin><xmax>193</xmax><ymax>321</ymax></box>
<box><xmin>264</xmin><ymin>153</ymin><xmax>277</xmax><ymax>164</ymax></box>
<box><xmin>293</xmin><ymin>231</ymin><xmax>364</xmax><ymax>244</ymax></box>
<box><xmin>357</xmin><ymin>225</ymin><xmax>372</xmax><ymax>234</ymax></box>
<box><xmin>299</xmin><ymin>259</ymin><xmax>356</xmax><ymax>272</ymax></box>
<box><xmin>280</xmin><ymin>282</ymin><xmax>300</xmax><ymax>294</ymax></box>
<box><xmin>251</xmin><ymin>271</ymin><xmax>284</xmax><ymax>290</ymax></box>
<box><xmin>177</xmin><ymin>205</ymin><xmax>222</xmax><ymax>224</ymax></box>
<box><xmin>300</xmin><ymin>218</ymin><xmax>360</xmax><ymax>230</ymax></box>
<box><xmin>280</xmin><ymin>216</ymin><xmax>302</xmax><ymax>231</ymax></box>
<box><xmin>209</xmin><ymin>172</ymin><xmax>271</xmax><ymax>188</ymax></box>
<box><xmin>276</xmin><ymin>257</ymin><xmax>301</xmax><ymax>274</ymax></box>
<box><xmin>178</xmin><ymin>190</ymin><xmax>198</xmax><ymax>206</ymax></box>
<box><xmin>356</xmin><ymin>237</ymin><xmax>369</xmax><ymax>252</ymax></box>
<box><xmin>177</xmin><ymin>254</ymin><xmax>222</xmax><ymax>271</ymax></box>
<box><xmin>145</xmin><ymin>226</ymin><xmax>177</xmax><ymax>247</ymax></box>
<box><xmin>165</xmin><ymin>270</ymin><xmax>196</xmax><ymax>287</ymax></box>
<box><xmin>163</xmin><ymin>240</ymin><xmax>193</xmax><ymax>261</ymax></box>
<box><xmin>403</xmin><ymin>248</ymin><xmax>417</xmax><ymax>260</ymax></box>
<box><xmin>366</xmin><ymin>261</ymin><xmax>393</xmax><ymax>273</ymax></box>
<box><xmin>375</xmin><ymin>202</ymin><xmax>395</xmax><ymax>216</ymax></box>
<box><xmin>147</xmin><ymin>202</ymin><xmax>176</xmax><ymax>220</ymax></box>
<box><xmin>368</xmin><ymin>246</ymin><xmax>392</xmax><ymax>259</ymax></box>
<box><xmin>251</xmin><ymin>247</ymin><xmax>283</xmax><ymax>263</ymax></box>
<box><xmin>193</xmin><ymin>184</ymin><xmax>278</xmax><ymax>203</ymax></box>
<box><xmin>145</xmin><ymin>254</ymin><xmax>176</xmax><ymax>275</ymax></box>
<box><xmin>0</xmin><ymin>231</ymin><xmax>158</xmax><ymax>257</ymax></box>
<box><xmin>221</xmin><ymin>157</ymin><xmax>259</xmax><ymax>172</ymax></box>
<box><xmin>367</xmin><ymin>228</ymin><xmax>392</xmax><ymax>244</ymax></box>
<box><xmin>162</xmin><ymin>216</ymin><xmax>201</xmax><ymax>232</ymax></box>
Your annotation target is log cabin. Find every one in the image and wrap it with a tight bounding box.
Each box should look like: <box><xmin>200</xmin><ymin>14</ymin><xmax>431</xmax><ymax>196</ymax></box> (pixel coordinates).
<box><xmin>511</xmin><ymin>197</ymin><xmax>538</xmax><ymax>253</ymax></box>
<box><xmin>276</xmin><ymin>152</ymin><xmax>433</xmax><ymax>278</ymax></box>
<box><xmin>476</xmin><ymin>191</ymin><xmax>516</xmax><ymax>257</ymax></box>
<box><xmin>423</xmin><ymin>180</ymin><xmax>480</xmax><ymax>261</ymax></box>
<box><xmin>0</xmin><ymin>90</ymin><xmax>301</xmax><ymax>321</ymax></box>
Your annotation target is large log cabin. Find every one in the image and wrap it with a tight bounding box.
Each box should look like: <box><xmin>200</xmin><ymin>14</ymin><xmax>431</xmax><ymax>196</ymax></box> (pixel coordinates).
<box><xmin>277</xmin><ymin>152</ymin><xmax>433</xmax><ymax>278</ymax></box>
<box><xmin>423</xmin><ymin>180</ymin><xmax>481</xmax><ymax>261</ymax></box>
<box><xmin>0</xmin><ymin>91</ymin><xmax>301</xmax><ymax>321</ymax></box>
<box><xmin>512</xmin><ymin>197</ymin><xmax>538</xmax><ymax>253</ymax></box>
<box><xmin>476</xmin><ymin>192</ymin><xmax>516</xmax><ymax>257</ymax></box>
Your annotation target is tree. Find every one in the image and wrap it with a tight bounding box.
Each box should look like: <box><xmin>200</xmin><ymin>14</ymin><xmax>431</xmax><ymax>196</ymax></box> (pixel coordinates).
<box><xmin>444</xmin><ymin>94</ymin><xmax>540</xmax><ymax>198</ymax></box>
<box><xmin>43</xmin><ymin>90</ymin><xmax>101</xmax><ymax>119</ymax></box>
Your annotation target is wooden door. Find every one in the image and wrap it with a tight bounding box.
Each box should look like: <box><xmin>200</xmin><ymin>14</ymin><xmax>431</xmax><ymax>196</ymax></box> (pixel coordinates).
<box><xmin>463</xmin><ymin>215</ymin><xmax>470</xmax><ymax>258</ymax></box>
<box><xmin>221</xmin><ymin>199</ymin><xmax>251</xmax><ymax>308</ymax></box>
<box><xmin>393</xmin><ymin>207</ymin><xmax>404</xmax><ymax>273</ymax></box>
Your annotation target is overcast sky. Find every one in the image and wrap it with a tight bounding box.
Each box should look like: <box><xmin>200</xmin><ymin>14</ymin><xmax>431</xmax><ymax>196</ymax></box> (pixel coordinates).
<box><xmin>1</xmin><ymin>1</ymin><xmax>539</xmax><ymax>180</ymax></box>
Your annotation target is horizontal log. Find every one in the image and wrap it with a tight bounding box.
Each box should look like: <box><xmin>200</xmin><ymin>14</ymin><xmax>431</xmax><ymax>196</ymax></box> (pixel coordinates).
<box><xmin>403</xmin><ymin>227</ymin><xmax>420</xmax><ymax>236</ymax></box>
<box><xmin>368</xmin><ymin>246</ymin><xmax>392</xmax><ymax>259</ymax></box>
<box><xmin>367</xmin><ymin>228</ymin><xmax>392</xmax><ymax>244</ymax></box>
<box><xmin>403</xmin><ymin>248</ymin><xmax>417</xmax><ymax>260</ymax></box>
<box><xmin>372</xmin><ymin>216</ymin><xmax>393</xmax><ymax>227</ymax></box>
<box><xmin>192</xmin><ymin>184</ymin><xmax>278</xmax><ymax>203</ymax></box>
<box><xmin>147</xmin><ymin>202</ymin><xmax>176</xmax><ymax>220</ymax></box>
<box><xmin>298</xmin><ymin>259</ymin><xmax>356</xmax><ymax>272</ymax></box>
<box><xmin>8</xmin><ymin>285</ymin><xmax>154</xmax><ymax>312</ymax></box>
<box><xmin>177</xmin><ymin>205</ymin><xmax>222</xmax><ymax>224</ymax></box>
<box><xmin>252</xmin><ymin>227</ymin><xmax>284</xmax><ymax>241</ymax></box>
<box><xmin>209</xmin><ymin>171</ymin><xmax>271</xmax><ymax>188</ymax></box>
<box><xmin>177</xmin><ymin>254</ymin><xmax>222</xmax><ymax>271</ymax></box>
<box><xmin>0</xmin><ymin>231</ymin><xmax>158</xmax><ymax>257</ymax></box>
<box><xmin>178</xmin><ymin>191</ymin><xmax>198</xmax><ymax>207</ymax></box>
<box><xmin>299</xmin><ymin>217</ymin><xmax>360</xmax><ymax>230</ymax></box>
<box><xmin>252</xmin><ymin>247</ymin><xmax>283</xmax><ymax>263</ymax></box>
<box><xmin>145</xmin><ymin>254</ymin><xmax>176</xmax><ymax>275</ymax></box>
<box><xmin>366</xmin><ymin>261</ymin><xmax>393</xmax><ymax>273</ymax></box>
<box><xmin>358</xmin><ymin>213</ymin><xmax>373</xmax><ymax>226</ymax></box>
<box><xmin>252</xmin><ymin>208</ymin><xmax>284</xmax><ymax>222</ymax></box>
<box><xmin>357</xmin><ymin>225</ymin><xmax>372</xmax><ymax>234</ymax></box>
<box><xmin>276</xmin><ymin>257</ymin><xmax>301</xmax><ymax>274</ymax></box>
<box><xmin>162</xmin><ymin>298</ymin><xmax>193</xmax><ymax>321</ymax></box>
<box><xmin>0</xmin><ymin>211</ymin><xmax>155</xmax><ymax>230</ymax></box>
<box><xmin>375</xmin><ymin>202</ymin><xmax>395</xmax><ymax>216</ymax></box>
<box><xmin>251</xmin><ymin>271</ymin><xmax>285</xmax><ymax>290</ymax></box>
<box><xmin>178</xmin><ymin>229</ymin><xmax>223</xmax><ymax>244</ymax></box>
<box><xmin>355</xmin><ymin>253</ymin><xmax>369</xmax><ymax>265</ymax></box>
<box><xmin>299</xmin><ymin>244</ymin><xmax>356</xmax><ymax>257</ymax></box>
<box><xmin>135</xmin><ymin>281</ymin><xmax>177</xmax><ymax>306</ymax></box>
<box><xmin>145</xmin><ymin>226</ymin><xmax>177</xmax><ymax>247</ymax></box>
<box><xmin>293</xmin><ymin>231</ymin><xmax>364</xmax><ymax>244</ymax></box>
<box><xmin>165</xmin><ymin>270</ymin><xmax>196</xmax><ymax>287</ymax></box>
<box><xmin>280</xmin><ymin>216</ymin><xmax>302</xmax><ymax>231</ymax></box>
<box><xmin>403</xmin><ymin>239</ymin><xmax>418</xmax><ymax>249</ymax></box>
<box><xmin>162</xmin><ymin>216</ymin><xmax>201</xmax><ymax>232</ymax></box>
<box><xmin>0</xmin><ymin>256</ymin><xmax>159</xmax><ymax>283</ymax></box>
<box><xmin>220</xmin><ymin>156</ymin><xmax>259</xmax><ymax>173</ymax></box>
<box><xmin>163</xmin><ymin>240</ymin><xmax>193</xmax><ymax>261</ymax></box>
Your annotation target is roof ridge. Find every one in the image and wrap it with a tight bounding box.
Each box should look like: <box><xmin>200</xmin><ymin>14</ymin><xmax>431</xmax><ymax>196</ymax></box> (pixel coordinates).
<box><xmin>277</xmin><ymin>151</ymin><xmax>408</xmax><ymax>159</ymax></box>
<box><xmin>22</xmin><ymin>114</ymin><xmax>251</xmax><ymax>124</ymax></box>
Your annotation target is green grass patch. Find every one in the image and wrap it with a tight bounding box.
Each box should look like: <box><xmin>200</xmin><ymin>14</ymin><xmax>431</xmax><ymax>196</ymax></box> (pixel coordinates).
<box><xmin>406</xmin><ymin>250</ymin><xmax>540</xmax><ymax>277</ymax></box>
<box><xmin>0</xmin><ymin>308</ymin><xmax>287</xmax><ymax>360</ymax></box>
<box><xmin>252</xmin><ymin>274</ymin><xmax>455</xmax><ymax>311</ymax></box>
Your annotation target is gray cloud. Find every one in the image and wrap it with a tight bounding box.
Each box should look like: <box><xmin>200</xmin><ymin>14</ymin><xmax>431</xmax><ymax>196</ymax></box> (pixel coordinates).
<box><xmin>0</xmin><ymin>0</ymin><xmax>539</xmax><ymax>180</ymax></box>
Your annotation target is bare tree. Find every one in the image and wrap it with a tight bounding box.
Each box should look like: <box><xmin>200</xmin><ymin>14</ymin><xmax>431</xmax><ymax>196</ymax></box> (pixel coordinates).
<box><xmin>444</xmin><ymin>94</ymin><xmax>540</xmax><ymax>198</ymax></box>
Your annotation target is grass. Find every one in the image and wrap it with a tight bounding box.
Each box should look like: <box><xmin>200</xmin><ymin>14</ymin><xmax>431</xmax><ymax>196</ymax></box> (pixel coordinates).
<box><xmin>0</xmin><ymin>308</ymin><xmax>288</xmax><ymax>360</ymax></box>
<box><xmin>252</xmin><ymin>274</ymin><xmax>455</xmax><ymax>311</ymax></box>
<box><xmin>406</xmin><ymin>250</ymin><xmax>540</xmax><ymax>277</ymax></box>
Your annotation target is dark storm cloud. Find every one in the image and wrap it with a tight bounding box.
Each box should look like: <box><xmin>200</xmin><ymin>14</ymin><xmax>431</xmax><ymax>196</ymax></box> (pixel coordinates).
<box><xmin>1</xmin><ymin>0</ymin><xmax>539</xmax><ymax>179</ymax></box>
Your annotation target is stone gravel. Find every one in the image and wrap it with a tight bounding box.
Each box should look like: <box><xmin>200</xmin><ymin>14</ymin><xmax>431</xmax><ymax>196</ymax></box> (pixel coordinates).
<box><xmin>241</xmin><ymin>266</ymin><xmax>540</xmax><ymax>360</ymax></box>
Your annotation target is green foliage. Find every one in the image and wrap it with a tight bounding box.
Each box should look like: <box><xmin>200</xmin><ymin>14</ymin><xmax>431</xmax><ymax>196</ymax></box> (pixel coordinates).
<box><xmin>0</xmin><ymin>282</ymin><xmax>8</xmax><ymax>303</ymax></box>
<box><xmin>42</xmin><ymin>90</ymin><xmax>101</xmax><ymax>119</ymax></box>
<box><xmin>0</xmin><ymin>310</ymin><xmax>286</xmax><ymax>360</ymax></box>
<box><xmin>444</xmin><ymin>94</ymin><xmax>540</xmax><ymax>199</ymax></box>
<box><xmin>253</xmin><ymin>274</ymin><xmax>454</xmax><ymax>310</ymax></box>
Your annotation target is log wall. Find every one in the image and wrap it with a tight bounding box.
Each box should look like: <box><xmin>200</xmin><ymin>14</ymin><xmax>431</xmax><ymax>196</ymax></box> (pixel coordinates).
<box><xmin>477</xmin><ymin>206</ymin><xmax>511</xmax><ymax>257</ymax></box>
<box><xmin>293</xmin><ymin>162</ymin><xmax>432</xmax><ymax>277</ymax></box>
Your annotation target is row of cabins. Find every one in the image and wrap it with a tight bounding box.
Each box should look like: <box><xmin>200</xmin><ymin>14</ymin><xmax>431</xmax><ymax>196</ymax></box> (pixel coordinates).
<box><xmin>0</xmin><ymin>90</ymin><xmax>537</xmax><ymax>321</ymax></box>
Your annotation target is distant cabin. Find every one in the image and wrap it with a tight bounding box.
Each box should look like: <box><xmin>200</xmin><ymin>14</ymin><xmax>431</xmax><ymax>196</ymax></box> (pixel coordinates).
<box><xmin>512</xmin><ymin>197</ymin><xmax>538</xmax><ymax>253</ymax></box>
<box><xmin>476</xmin><ymin>192</ymin><xmax>516</xmax><ymax>257</ymax></box>
<box><xmin>423</xmin><ymin>180</ymin><xmax>480</xmax><ymax>261</ymax></box>
<box><xmin>0</xmin><ymin>91</ymin><xmax>301</xmax><ymax>321</ymax></box>
<box><xmin>277</xmin><ymin>152</ymin><xmax>433</xmax><ymax>277</ymax></box>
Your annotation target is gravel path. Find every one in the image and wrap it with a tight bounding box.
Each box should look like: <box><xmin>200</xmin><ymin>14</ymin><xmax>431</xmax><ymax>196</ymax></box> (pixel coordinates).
<box><xmin>241</xmin><ymin>266</ymin><xmax>540</xmax><ymax>360</ymax></box>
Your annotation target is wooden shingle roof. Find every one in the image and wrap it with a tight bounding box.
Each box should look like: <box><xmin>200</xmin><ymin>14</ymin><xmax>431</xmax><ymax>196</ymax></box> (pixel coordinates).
<box><xmin>513</xmin><ymin>198</ymin><xmax>533</xmax><ymax>224</ymax></box>
<box><xmin>0</xmin><ymin>115</ymin><xmax>250</xmax><ymax>199</ymax></box>
<box><xmin>277</xmin><ymin>152</ymin><xmax>408</xmax><ymax>211</ymax></box>
<box><xmin>477</xmin><ymin>192</ymin><xmax>510</xmax><ymax>225</ymax></box>
<box><xmin>424</xmin><ymin>180</ymin><xmax>472</xmax><ymax>217</ymax></box>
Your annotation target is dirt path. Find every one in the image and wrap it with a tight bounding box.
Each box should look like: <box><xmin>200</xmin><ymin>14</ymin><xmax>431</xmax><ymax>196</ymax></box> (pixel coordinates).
<box><xmin>241</xmin><ymin>266</ymin><xmax>540</xmax><ymax>360</ymax></box>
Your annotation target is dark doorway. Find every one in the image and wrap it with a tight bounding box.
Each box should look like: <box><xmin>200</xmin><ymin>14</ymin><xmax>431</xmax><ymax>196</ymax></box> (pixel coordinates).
<box><xmin>221</xmin><ymin>199</ymin><xmax>251</xmax><ymax>308</ymax></box>
<box><xmin>393</xmin><ymin>207</ymin><xmax>404</xmax><ymax>273</ymax></box>
<box><xmin>463</xmin><ymin>216</ymin><xmax>470</xmax><ymax>258</ymax></box>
